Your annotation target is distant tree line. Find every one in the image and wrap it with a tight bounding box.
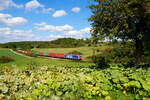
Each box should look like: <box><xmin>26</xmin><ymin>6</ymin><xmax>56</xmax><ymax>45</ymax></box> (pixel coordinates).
<box><xmin>0</xmin><ymin>38</ymin><xmax>89</xmax><ymax>50</ymax></box>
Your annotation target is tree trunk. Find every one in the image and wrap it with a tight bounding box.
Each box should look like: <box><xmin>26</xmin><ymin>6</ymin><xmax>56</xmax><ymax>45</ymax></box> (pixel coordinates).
<box><xmin>135</xmin><ymin>38</ymin><xmax>143</xmax><ymax>67</ymax></box>
<box><xmin>135</xmin><ymin>50</ymin><xmax>141</xmax><ymax>67</ymax></box>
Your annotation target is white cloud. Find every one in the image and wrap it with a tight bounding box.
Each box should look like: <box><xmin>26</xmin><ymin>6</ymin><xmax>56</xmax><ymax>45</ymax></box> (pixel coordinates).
<box><xmin>0</xmin><ymin>13</ymin><xmax>27</xmax><ymax>27</ymax></box>
<box><xmin>52</xmin><ymin>10</ymin><xmax>67</xmax><ymax>18</ymax></box>
<box><xmin>25</xmin><ymin>0</ymin><xmax>44</xmax><ymax>11</ymax></box>
<box><xmin>25</xmin><ymin>0</ymin><xmax>53</xmax><ymax>14</ymax></box>
<box><xmin>5</xmin><ymin>17</ymin><xmax>27</xmax><ymax>26</ymax></box>
<box><xmin>72</xmin><ymin>7</ymin><xmax>80</xmax><ymax>13</ymax></box>
<box><xmin>42</xmin><ymin>8</ymin><xmax>53</xmax><ymax>14</ymax></box>
<box><xmin>48</xmin><ymin>34</ymin><xmax>63</xmax><ymax>40</ymax></box>
<box><xmin>0</xmin><ymin>27</ymin><xmax>11</xmax><ymax>35</ymax></box>
<box><xmin>66</xmin><ymin>27</ymin><xmax>91</xmax><ymax>35</ymax></box>
<box><xmin>12</xmin><ymin>30</ymin><xmax>34</xmax><ymax>38</ymax></box>
<box><xmin>80</xmin><ymin>27</ymin><xmax>91</xmax><ymax>34</ymax></box>
<box><xmin>65</xmin><ymin>27</ymin><xmax>91</xmax><ymax>38</ymax></box>
<box><xmin>0</xmin><ymin>26</ymin><xmax>91</xmax><ymax>43</ymax></box>
<box><xmin>0</xmin><ymin>27</ymin><xmax>35</xmax><ymax>42</ymax></box>
<box><xmin>35</xmin><ymin>22</ymin><xmax>91</xmax><ymax>39</ymax></box>
<box><xmin>0</xmin><ymin>0</ymin><xmax>23</xmax><ymax>11</ymax></box>
<box><xmin>0</xmin><ymin>13</ymin><xmax>11</xmax><ymax>18</ymax></box>
<box><xmin>35</xmin><ymin>23</ymin><xmax>73</xmax><ymax>32</ymax></box>
<box><xmin>33</xmin><ymin>34</ymin><xmax>64</xmax><ymax>41</ymax></box>
<box><xmin>35</xmin><ymin>22</ymin><xmax>47</xmax><ymax>26</ymax></box>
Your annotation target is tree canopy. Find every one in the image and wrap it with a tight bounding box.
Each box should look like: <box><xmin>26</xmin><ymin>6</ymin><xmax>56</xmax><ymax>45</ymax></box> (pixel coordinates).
<box><xmin>88</xmin><ymin>0</ymin><xmax>150</xmax><ymax>67</ymax></box>
<box><xmin>0</xmin><ymin>38</ymin><xmax>86</xmax><ymax>49</ymax></box>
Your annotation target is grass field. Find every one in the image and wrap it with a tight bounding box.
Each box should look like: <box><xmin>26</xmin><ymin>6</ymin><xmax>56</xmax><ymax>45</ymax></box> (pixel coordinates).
<box><xmin>33</xmin><ymin>45</ymin><xmax>110</xmax><ymax>61</ymax></box>
<box><xmin>0</xmin><ymin>48</ymin><xmax>94</xmax><ymax>69</ymax></box>
<box><xmin>0</xmin><ymin>49</ymin><xmax>26</xmax><ymax>60</ymax></box>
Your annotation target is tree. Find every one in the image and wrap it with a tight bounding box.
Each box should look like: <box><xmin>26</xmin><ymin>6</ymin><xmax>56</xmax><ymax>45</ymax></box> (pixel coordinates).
<box><xmin>88</xmin><ymin>0</ymin><xmax>150</xmax><ymax>67</ymax></box>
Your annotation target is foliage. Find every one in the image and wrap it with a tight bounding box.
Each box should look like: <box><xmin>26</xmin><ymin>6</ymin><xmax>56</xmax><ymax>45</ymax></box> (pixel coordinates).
<box><xmin>108</xmin><ymin>46</ymin><xmax>136</xmax><ymax>67</ymax></box>
<box><xmin>25</xmin><ymin>53</ymin><xmax>37</xmax><ymax>57</ymax></box>
<box><xmin>93</xmin><ymin>55</ymin><xmax>110</xmax><ymax>69</ymax></box>
<box><xmin>94</xmin><ymin>45</ymin><xmax>136</xmax><ymax>67</ymax></box>
<box><xmin>68</xmin><ymin>50</ymin><xmax>83</xmax><ymax>55</ymax></box>
<box><xmin>0</xmin><ymin>56</ymin><xmax>14</xmax><ymax>63</ymax></box>
<box><xmin>50</xmin><ymin>38</ymin><xmax>85</xmax><ymax>48</ymax></box>
<box><xmin>0</xmin><ymin>38</ymin><xmax>86</xmax><ymax>49</ymax></box>
<box><xmin>0</xmin><ymin>65</ymin><xmax>150</xmax><ymax>100</ymax></box>
<box><xmin>88</xmin><ymin>0</ymin><xmax>150</xmax><ymax>67</ymax></box>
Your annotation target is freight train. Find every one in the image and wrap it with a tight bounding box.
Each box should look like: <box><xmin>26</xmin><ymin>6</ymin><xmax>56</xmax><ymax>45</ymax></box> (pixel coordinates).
<box><xmin>17</xmin><ymin>49</ymin><xmax>82</xmax><ymax>60</ymax></box>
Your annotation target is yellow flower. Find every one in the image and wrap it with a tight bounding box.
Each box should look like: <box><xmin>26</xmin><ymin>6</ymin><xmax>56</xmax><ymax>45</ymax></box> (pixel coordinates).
<box><xmin>105</xmin><ymin>96</ymin><xmax>111</xmax><ymax>100</ymax></box>
<box><xmin>88</xmin><ymin>84</ymin><xmax>93</xmax><ymax>88</ymax></box>
<box><xmin>102</xmin><ymin>91</ymin><xmax>109</xmax><ymax>96</ymax></box>
<box><xmin>123</xmin><ymin>90</ymin><xmax>126</xmax><ymax>94</ymax></box>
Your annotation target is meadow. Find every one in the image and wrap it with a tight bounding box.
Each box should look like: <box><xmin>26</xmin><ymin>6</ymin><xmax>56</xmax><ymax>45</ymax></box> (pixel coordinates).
<box><xmin>0</xmin><ymin>48</ymin><xmax>25</xmax><ymax>60</ymax></box>
<box><xmin>0</xmin><ymin>48</ymin><xmax>94</xmax><ymax>69</ymax></box>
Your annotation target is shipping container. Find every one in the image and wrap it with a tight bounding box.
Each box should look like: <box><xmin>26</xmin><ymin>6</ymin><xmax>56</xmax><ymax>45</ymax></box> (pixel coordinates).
<box><xmin>29</xmin><ymin>51</ymin><xmax>32</xmax><ymax>54</ymax></box>
<box><xmin>33</xmin><ymin>51</ymin><xmax>38</xmax><ymax>55</ymax></box>
<box><xmin>49</xmin><ymin>53</ymin><xmax>54</xmax><ymax>57</ymax></box>
<box><xmin>38</xmin><ymin>52</ymin><xmax>43</xmax><ymax>56</ymax></box>
<box><xmin>18</xmin><ymin>50</ymin><xmax>22</xmax><ymax>52</ymax></box>
<box><xmin>26</xmin><ymin>51</ymin><xmax>32</xmax><ymax>54</ymax></box>
<box><xmin>55</xmin><ymin>53</ymin><xmax>65</xmax><ymax>58</ymax></box>
<box><xmin>53</xmin><ymin>53</ymin><xmax>57</xmax><ymax>57</ymax></box>
<box><xmin>43</xmin><ymin>52</ymin><xmax>49</xmax><ymax>56</ymax></box>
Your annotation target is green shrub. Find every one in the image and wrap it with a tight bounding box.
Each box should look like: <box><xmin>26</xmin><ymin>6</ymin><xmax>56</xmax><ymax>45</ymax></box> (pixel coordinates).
<box><xmin>142</xmin><ymin>49</ymin><xmax>150</xmax><ymax>65</ymax></box>
<box><xmin>0</xmin><ymin>56</ymin><xmax>14</xmax><ymax>63</ymax></box>
<box><xmin>25</xmin><ymin>53</ymin><xmax>37</xmax><ymax>57</ymax></box>
<box><xmin>68</xmin><ymin>50</ymin><xmax>83</xmax><ymax>55</ymax></box>
<box><xmin>93</xmin><ymin>46</ymin><xmax>136</xmax><ymax>67</ymax></box>
<box><xmin>27</xmin><ymin>62</ymin><xmax>38</xmax><ymax>70</ymax></box>
<box><xmin>93</xmin><ymin>55</ymin><xmax>110</xmax><ymax>69</ymax></box>
<box><xmin>109</xmin><ymin>47</ymin><xmax>136</xmax><ymax>67</ymax></box>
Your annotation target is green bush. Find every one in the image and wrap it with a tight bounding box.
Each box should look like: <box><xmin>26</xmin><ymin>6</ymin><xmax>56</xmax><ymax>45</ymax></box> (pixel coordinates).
<box><xmin>93</xmin><ymin>55</ymin><xmax>110</xmax><ymax>69</ymax></box>
<box><xmin>109</xmin><ymin>47</ymin><xmax>136</xmax><ymax>67</ymax></box>
<box><xmin>93</xmin><ymin>46</ymin><xmax>136</xmax><ymax>67</ymax></box>
<box><xmin>68</xmin><ymin>50</ymin><xmax>83</xmax><ymax>55</ymax></box>
<box><xmin>25</xmin><ymin>53</ymin><xmax>37</xmax><ymax>57</ymax></box>
<box><xmin>142</xmin><ymin>49</ymin><xmax>150</xmax><ymax>65</ymax></box>
<box><xmin>0</xmin><ymin>56</ymin><xmax>14</xmax><ymax>63</ymax></box>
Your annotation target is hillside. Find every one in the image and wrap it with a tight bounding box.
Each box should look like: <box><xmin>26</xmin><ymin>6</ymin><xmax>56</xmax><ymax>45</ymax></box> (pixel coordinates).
<box><xmin>0</xmin><ymin>38</ymin><xmax>87</xmax><ymax>49</ymax></box>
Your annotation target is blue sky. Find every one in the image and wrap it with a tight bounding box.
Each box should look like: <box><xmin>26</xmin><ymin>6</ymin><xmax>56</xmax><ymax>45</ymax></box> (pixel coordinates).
<box><xmin>0</xmin><ymin>0</ymin><xmax>93</xmax><ymax>43</ymax></box>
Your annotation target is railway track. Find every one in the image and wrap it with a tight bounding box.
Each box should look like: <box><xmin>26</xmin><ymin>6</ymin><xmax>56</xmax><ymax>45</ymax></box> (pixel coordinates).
<box><xmin>10</xmin><ymin>49</ymin><xmax>32</xmax><ymax>59</ymax></box>
<box><xmin>37</xmin><ymin>56</ymin><xmax>80</xmax><ymax>61</ymax></box>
